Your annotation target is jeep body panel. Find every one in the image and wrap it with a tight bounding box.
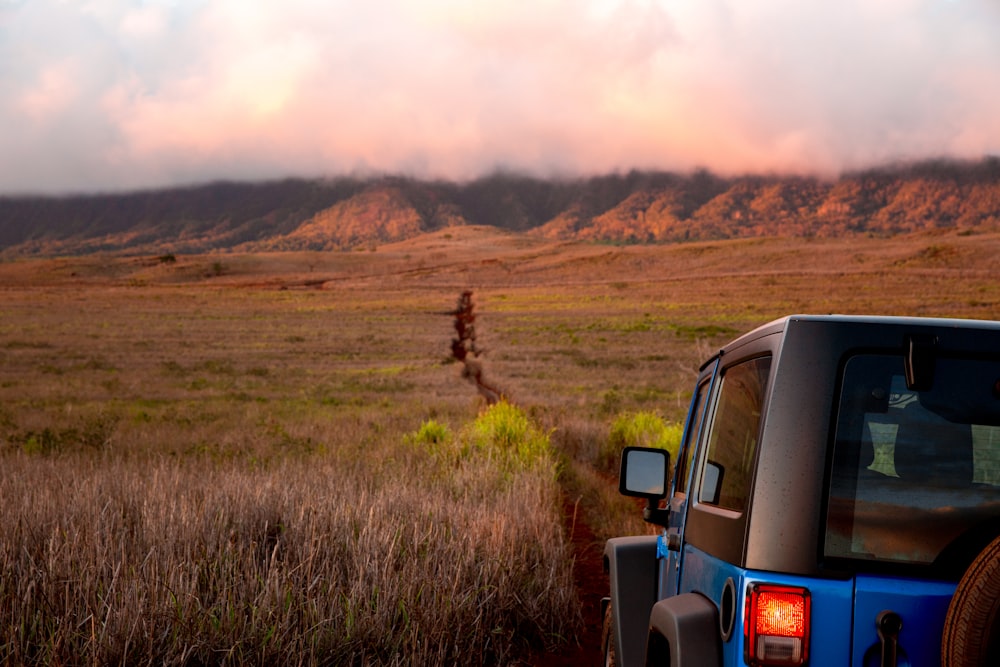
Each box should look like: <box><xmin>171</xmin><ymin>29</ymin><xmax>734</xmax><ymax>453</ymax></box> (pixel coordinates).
<box><xmin>850</xmin><ymin>574</ymin><xmax>956</xmax><ymax>665</ymax></box>
<box><xmin>604</xmin><ymin>535</ymin><xmax>658</xmax><ymax>667</ymax></box>
<box><xmin>678</xmin><ymin>544</ymin><xmax>854</xmax><ymax>666</ymax></box>
<box><xmin>646</xmin><ymin>592</ymin><xmax>721</xmax><ymax>666</ymax></box>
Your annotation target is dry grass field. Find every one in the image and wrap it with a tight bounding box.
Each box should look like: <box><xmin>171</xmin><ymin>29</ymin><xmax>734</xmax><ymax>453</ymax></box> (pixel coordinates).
<box><xmin>1</xmin><ymin>227</ymin><xmax>999</xmax><ymax>664</ymax></box>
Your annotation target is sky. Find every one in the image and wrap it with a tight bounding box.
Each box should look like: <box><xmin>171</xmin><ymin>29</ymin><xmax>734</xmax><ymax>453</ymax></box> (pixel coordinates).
<box><xmin>1</xmin><ymin>0</ymin><xmax>999</xmax><ymax>195</ymax></box>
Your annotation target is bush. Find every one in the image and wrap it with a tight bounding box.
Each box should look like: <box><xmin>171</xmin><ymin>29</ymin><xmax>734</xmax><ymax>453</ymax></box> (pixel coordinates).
<box><xmin>463</xmin><ymin>401</ymin><xmax>555</xmax><ymax>476</ymax></box>
<box><xmin>405</xmin><ymin>418</ymin><xmax>452</xmax><ymax>457</ymax></box>
<box><xmin>599</xmin><ymin>411</ymin><xmax>683</xmax><ymax>474</ymax></box>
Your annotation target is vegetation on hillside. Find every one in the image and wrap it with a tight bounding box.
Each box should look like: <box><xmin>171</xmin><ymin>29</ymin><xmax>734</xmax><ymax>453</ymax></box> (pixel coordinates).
<box><xmin>1</xmin><ymin>158</ymin><xmax>998</xmax><ymax>257</ymax></box>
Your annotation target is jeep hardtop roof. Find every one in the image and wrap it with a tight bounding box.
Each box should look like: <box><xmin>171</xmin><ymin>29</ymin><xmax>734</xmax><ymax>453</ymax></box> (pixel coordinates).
<box><xmin>702</xmin><ymin>314</ymin><xmax>1000</xmax><ymax>370</ymax></box>
<box><xmin>686</xmin><ymin>313</ymin><xmax>1000</xmax><ymax>578</ymax></box>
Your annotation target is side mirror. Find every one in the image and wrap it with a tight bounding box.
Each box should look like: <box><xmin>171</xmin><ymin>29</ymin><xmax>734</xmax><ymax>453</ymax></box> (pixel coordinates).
<box><xmin>619</xmin><ymin>446</ymin><xmax>670</xmax><ymax>499</ymax></box>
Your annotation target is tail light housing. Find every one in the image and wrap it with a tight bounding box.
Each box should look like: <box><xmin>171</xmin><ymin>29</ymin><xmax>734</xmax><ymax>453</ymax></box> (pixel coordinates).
<box><xmin>745</xmin><ymin>583</ymin><xmax>810</xmax><ymax>666</ymax></box>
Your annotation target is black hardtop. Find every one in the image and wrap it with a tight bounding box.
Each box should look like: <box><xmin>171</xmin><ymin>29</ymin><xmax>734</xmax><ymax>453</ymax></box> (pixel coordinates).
<box><xmin>689</xmin><ymin>313</ymin><xmax>1000</xmax><ymax>577</ymax></box>
<box><xmin>710</xmin><ymin>314</ymin><xmax>1000</xmax><ymax>365</ymax></box>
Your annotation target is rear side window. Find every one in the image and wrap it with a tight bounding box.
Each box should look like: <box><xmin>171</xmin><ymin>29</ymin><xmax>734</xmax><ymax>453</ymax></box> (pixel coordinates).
<box><xmin>698</xmin><ymin>356</ymin><xmax>772</xmax><ymax>512</ymax></box>
<box><xmin>826</xmin><ymin>354</ymin><xmax>1000</xmax><ymax>567</ymax></box>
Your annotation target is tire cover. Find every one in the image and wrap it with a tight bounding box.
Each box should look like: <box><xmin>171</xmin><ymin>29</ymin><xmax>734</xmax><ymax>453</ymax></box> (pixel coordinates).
<box><xmin>942</xmin><ymin>534</ymin><xmax>1000</xmax><ymax>666</ymax></box>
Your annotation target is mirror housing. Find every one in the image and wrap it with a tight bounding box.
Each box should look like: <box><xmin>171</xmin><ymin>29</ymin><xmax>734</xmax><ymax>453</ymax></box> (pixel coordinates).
<box><xmin>619</xmin><ymin>447</ymin><xmax>671</xmax><ymax>526</ymax></box>
<box><xmin>619</xmin><ymin>446</ymin><xmax>670</xmax><ymax>499</ymax></box>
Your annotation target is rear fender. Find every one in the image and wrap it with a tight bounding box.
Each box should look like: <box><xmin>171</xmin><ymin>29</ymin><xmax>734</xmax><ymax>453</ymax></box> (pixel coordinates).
<box><xmin>647</xmin><ymin>592</ymin><xmax>722</xmax><ymax>666</ymax></box>
<box><xmin>604</xmin><ymin>536</ymin><xmax>659</xmax><ymax>667</ymax></box>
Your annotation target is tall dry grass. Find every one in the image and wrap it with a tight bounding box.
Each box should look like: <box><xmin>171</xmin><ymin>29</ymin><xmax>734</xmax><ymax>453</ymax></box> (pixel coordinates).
<box><xmin>1</xmin><ymin>404</ymin><xmax>578</xmax><ymax>665</ymax></box>
<box><xmin>2</xmin><ymin>233</ymin><xmax>998</xmax><ymax>664</ymax></box>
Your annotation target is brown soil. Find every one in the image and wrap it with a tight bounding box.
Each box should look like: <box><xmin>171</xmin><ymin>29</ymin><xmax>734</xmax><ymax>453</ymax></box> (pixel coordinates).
<box><xmin>527</xmin><ymin>494</ymin><xmax>606</xmax><ymax>666</ymax></box>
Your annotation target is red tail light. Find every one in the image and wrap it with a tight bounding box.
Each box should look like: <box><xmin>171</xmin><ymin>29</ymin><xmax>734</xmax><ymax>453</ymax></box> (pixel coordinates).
<box><xmin>745</xmin><ymin>583</ymin><xmax>810</xmax><ymax>666</ymax></box>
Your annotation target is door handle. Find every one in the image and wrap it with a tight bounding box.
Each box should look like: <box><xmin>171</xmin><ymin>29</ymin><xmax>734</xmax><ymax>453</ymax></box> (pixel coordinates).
<box><xmin>876</xmin><ymin>610</ymin><xmax>902</xmax><ymax>667</ymax></box>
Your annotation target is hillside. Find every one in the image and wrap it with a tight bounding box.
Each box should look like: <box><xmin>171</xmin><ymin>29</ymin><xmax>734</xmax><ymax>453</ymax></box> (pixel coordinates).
<box><xmin>1</xmin><ymin>159</ymin><xmax>998</xmax><ymax>257</ymax></box>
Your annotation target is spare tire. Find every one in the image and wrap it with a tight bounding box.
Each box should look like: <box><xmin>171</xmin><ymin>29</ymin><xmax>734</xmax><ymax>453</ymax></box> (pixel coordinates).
<box><xmin>942</xmin><ymin>534</ymin><xmax>1000</xmax><ymax>666</ymax></box>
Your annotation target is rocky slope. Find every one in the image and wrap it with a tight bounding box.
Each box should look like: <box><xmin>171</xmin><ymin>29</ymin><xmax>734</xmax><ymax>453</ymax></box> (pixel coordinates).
<box><xmin>1</xmin><ymin>159</ymin><xmax>998</xmax><ymax>257</ymax></box>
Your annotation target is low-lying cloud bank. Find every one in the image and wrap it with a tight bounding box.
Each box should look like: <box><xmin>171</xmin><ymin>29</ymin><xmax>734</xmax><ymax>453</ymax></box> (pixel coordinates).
<box><xmin>1</xmin><ymin>0</ymin><xmax>999</xmax><ymax>195</ymax></box>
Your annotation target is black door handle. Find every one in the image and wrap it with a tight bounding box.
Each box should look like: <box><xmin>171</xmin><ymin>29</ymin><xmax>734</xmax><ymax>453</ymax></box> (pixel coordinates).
<box><xmin>876</xmin><ymin>610</ymin><xmax>902</xmax><ymax>667</ymax></box>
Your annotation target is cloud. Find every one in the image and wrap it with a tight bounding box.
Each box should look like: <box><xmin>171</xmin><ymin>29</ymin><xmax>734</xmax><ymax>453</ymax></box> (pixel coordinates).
<box><xmin>0</xmin><ymin>0</ymin><xmax>998</xmax><ymax>194</ymax></box>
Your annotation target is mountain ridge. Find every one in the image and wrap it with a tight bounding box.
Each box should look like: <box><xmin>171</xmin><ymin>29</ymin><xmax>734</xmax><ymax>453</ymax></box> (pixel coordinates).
<box><xmin>1</xmin><ymin>159</ymin><xmax>998</xmax><ymax>257</ymax></box>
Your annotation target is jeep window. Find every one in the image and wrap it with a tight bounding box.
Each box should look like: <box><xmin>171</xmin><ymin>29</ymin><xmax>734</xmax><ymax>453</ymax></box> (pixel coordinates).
<box><xmin>698</xmin><ymin>356</ymin><xmax>772</xmax><ymax>512</ymax></box>
<box><xmin>675</xmin><ymin>377</ymin><xmax>711</xmax><ymax>495</ymax></box>
<box><xmin>826</xmin><ymin>354</ymin><xmax>1000</xmax><ymax>568</ymax></box>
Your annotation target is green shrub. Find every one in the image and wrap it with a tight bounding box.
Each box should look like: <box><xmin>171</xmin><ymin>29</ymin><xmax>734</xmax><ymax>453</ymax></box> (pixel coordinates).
<box><xmin>462</xmin><ymin>401</ymin><xmax>555</xmax><ymax>476</ymax></box>
<box><xmin>405</xmin><ymin>419</ymin><xmax>453</xmax><ymax>458</ymax></box>
<box><xmin>410</xmin><ymin>419</ymin><xmax>451</xmax><ymax>445</ymax></box>
<box><xmin>599</xmin><ymin>411</ymin><xmax>683</xmax><ymax>474</ymax></box>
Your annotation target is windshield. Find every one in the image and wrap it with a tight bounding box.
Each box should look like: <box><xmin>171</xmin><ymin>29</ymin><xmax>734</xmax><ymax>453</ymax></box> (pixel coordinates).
<box><xmin>825</xmin><ymin>354</ymin><xmax>1000</xmax><ymax>570</ymax></box>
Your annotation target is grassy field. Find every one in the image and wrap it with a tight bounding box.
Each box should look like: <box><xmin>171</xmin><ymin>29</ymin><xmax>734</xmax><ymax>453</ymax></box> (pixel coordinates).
<box><xmin>1</xmin><ymin>227</ymin><xmax>998</xmax><ymax>664</ymax></box>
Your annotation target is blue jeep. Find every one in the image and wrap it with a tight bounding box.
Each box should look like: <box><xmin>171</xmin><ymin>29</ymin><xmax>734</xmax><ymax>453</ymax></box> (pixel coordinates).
<box><xmin>602</xmin><ymin>315</ymin><xmax>1000</xmax><ymax>666</ymax></box>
